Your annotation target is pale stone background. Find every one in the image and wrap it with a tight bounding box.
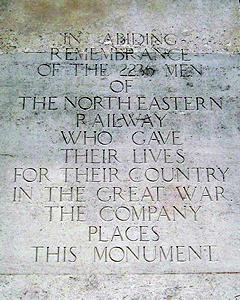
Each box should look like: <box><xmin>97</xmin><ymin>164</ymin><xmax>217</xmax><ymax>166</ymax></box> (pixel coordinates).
<box><xmin>0</xmin><ymin>0</ymin><xmax>239</xmax><ymax>299</ymax></box>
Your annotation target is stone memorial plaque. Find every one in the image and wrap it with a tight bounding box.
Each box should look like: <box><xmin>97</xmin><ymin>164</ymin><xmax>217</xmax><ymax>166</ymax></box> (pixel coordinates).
<box><xmin>0</xmin><ymin>0</ymin><xmax>239</xmax><ymax>299</ymax></box>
